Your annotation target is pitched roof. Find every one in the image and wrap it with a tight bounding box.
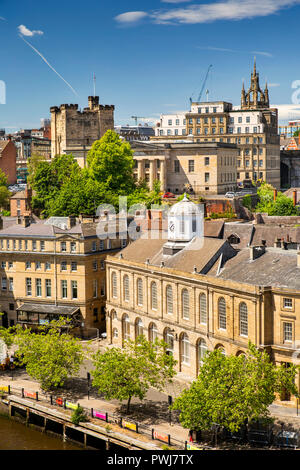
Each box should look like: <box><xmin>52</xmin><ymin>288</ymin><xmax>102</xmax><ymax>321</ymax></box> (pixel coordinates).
<box><xmin>223</xmin><ymin>222</ymin><xmax>254</xmax><ymax>248</ymax></box>
<box><xmin>210</xmin><ymin>247</ymin><xmax>300</xmax><ymax>289</ymax></box>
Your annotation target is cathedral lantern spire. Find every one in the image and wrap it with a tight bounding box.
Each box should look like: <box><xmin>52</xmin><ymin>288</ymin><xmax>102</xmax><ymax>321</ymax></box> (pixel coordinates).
<box><xmin>241</xmin><ymin>60</ymin><xmax>269</xmax><ymax>110</ymax></box>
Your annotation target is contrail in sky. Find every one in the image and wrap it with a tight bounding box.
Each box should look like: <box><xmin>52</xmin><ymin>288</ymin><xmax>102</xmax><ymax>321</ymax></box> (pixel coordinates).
<box><xmin>19</xmin><ymin>34</ymin><xmax>78</xmax><ymax>96</ymax></box>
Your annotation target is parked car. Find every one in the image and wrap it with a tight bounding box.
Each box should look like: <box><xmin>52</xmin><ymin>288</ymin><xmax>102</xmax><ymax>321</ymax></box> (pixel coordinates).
<box><xmin>225</xmin><ymin>192</ymin><xmax>235</xmax><ymax>198</ymax></box>
<box><xmin>162</xmin><ymin>192</ymin><xmax>175</xmax><ymax>199</ymax></box>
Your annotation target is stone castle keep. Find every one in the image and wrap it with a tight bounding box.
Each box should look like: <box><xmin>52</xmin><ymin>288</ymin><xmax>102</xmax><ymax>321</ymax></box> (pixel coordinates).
<box><xmin>50</xmin><ymin>96</ymin><xmax>115</xmax><ymax>166</ymax></box>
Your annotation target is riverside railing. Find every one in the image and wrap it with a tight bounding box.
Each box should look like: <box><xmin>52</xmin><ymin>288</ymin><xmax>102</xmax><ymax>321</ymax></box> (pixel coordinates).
<box><xmin>0</xmin><ymin>384</ymin><xmax>200</xmax><ymax>450</ymax></box>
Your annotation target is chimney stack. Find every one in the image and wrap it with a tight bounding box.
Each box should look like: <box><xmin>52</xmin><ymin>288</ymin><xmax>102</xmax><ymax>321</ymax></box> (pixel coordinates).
<box><xmin>67</xmin><ymin>216</ymin><xmax>76</xmax><ymax>229</ymax></box>
<box><xmin>293</xmin><ymin>190</ymin><xmax>297</xmax><ymax>206</ymax></box>
<box><xmin>273</xmin><ymin>189</ymin><xmax>277</xmax><ymax>201</ymax></box>
<box><xmin>250</xmin><ymin>245</ymin><xmax>266</xmax><ymax>261</ymax></box>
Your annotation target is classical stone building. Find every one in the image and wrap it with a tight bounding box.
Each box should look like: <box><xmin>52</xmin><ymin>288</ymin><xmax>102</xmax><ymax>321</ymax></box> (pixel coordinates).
<box><xmin>0</xmin><ymin>213</ymin><xmax>129</xmax><ymax>335</ymax></box>
<box><xmin>0</xmin><ymin>140</ymin><xmax>16</xmax><ymax>185</ymax></box>
<box><xmin>106</xmin><ymin>197</ymin><xmax>300</xmax><ymax>404</ymax></box>
<box><xmin>155</xmin><ymin>61</ymin><xmax>280</xmax><ymax>189</ymax></box>
<box><xmin>50</xmin><ymin>96</ymin><xmax>114</xmax><ymax>166</ymax></box>
<box><xmin>132</xmin><ymin>141</ymin><xmax>239</xmax><ymax>195</ymax></box>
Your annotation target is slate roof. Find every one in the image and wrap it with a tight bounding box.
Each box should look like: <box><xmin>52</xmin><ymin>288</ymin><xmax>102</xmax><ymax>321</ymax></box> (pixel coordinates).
<box><xmin>209</xmin><ymin>247</ymin><xmax>300</xmax><ymax>290</ymax></box>
<box><xmin>116</xmin><ymin>235</ymin><xmax>235</xmax><ymax>274</ymax></box>
<box><xmin>223</xmin><ymin>222</ymin><xmax>254</xmax><ymax>248</ymax></box>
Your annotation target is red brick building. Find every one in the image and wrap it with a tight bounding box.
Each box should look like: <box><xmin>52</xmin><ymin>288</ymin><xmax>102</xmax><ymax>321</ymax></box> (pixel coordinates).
<box><xmin>0</xmin><ymin>140</ymin><xmax>16</xmax><ymax>184</ymax></box>
<box><xmin>10</xmin><ymin>188</ymin><xmax>32</xmax><ymax>217</ymax></box>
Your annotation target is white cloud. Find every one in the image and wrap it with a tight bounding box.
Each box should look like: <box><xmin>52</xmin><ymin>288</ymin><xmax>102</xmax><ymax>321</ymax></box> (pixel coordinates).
<box><xmin>251</xmin><ymin>50</ymin><xmax>273</xmax><ymax>57</ymax></box>
<box><xmin>116</xmin><ymin>0</ymin><xmax>300</xmax><ymax>25</ymax></box>
<box><xmin>115</xmin><ymin>11</ymin><xmax>149</xmax><ymax>24</ymax></box>
<box><xmin>161</xmin><ymin>0</ymin><xmax>192</xmax><ymax>3</ymax></box>
<box><xmin>18</xmin><ymin>25</ymin><xmax>44</xmax><ymax>37</ymax></box>
<box><xmin>273</xmin><ymin>103</ymin><xmax>300</xmax><ymax>121</ymax></box>
<box><xmin>198</xmin><ymin>45</ymin><xmax>273</xmax><ymax>57</ymax></box>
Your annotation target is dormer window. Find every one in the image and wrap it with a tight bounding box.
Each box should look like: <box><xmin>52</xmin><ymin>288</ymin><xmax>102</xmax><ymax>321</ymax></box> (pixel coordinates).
<box><xmin>228</xmin><ymin>234</ymin><xmax>240</xmax><ymax>245</ymax></box>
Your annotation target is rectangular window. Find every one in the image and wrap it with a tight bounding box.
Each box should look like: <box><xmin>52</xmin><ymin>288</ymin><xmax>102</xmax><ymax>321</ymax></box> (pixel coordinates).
<box><xmin>99</xmin><ymin>240</ymin><xmax>104</xmax><ymax>251</ymax></box>
<box><xmin>61</xmin><ymin>261</ymin><xmax>67</xmax><ymax>271</ymax></box>
<box><xmin>71</xmin><ymin>262</ymin><xmax>77</xmax><ymax>272</ymax></box>
<box><xmin>283</xmin><ymin>322</ymin><xmax>293</xmax><ymax>342</ymax></box>
<box><xmin>8</xmin><ymin>261</ymin><xmax>13</xmax><ymax>269</ymax></box>
<box><xmin>6</xmin><ymin>240</ymin><xmax>10</xmax><ymax>250</ymax></box>
<box><xmin>92</xmin><ymin>241</ymin><xmax>97</xmax><ymax>252</ymax></box>
<box><xmin>61</xmin><ymin>242</ymin><xmax>67</xmax><ymax>252</ymax></box>
<box><xmin>70</xmin><ymin>242</ymin><xmax>76</xmax><ymax>252</ymax></box>
<box><xmin>26</xmin><ymin>278</ymin><xmax>32</xmax><ymax>296</ymax></box>
<box><xmin>205</xmin><ymin>173</ymin><xmax>210</xmax><ymax>182</ymax></box>
<box><xmin>32</xmin><ymin>240</ymin><xmax>37</xmax><ymax>251</ymax></box>
<box><xmin>101</xmin><ymin>279</ymin><xmax>105</xmax><ymax>297</ymax></box>
<box><xmin>25</xmin><ymin>240</ymin><xmax>28</xmax><ymax>251</ymax></box>
<box><xmin>93</xmin><ymin>279</ymin><xmax>97</xmax><ymax>298</ymax></box>
<box><xmin>188</xmin><ymin>160</ymin><xmax>194</xmax><ymax>173</ymax></box>
<box><xmin>168</xmin><ymin>119</ymin><xmax>172</xmax><ymax>126</ymax></box>
<box><xmin>1</xmin><ymin>261</ymin><xmax>5</xmax><ymax>269</ymax></box>
<box><xmin>25</xmin><ymin>261</ymin><xmax>31</xmax><ymax>270</ymax></box>
<box><xmin>61</xmin><ymin>280</ymin><xmax>67</xmax><ymax>299</ymax></box>
<box><xmin>35</xmin><ymin>261</ymin><xmax>41</xmax><ymax>270</ymax></box>
<box><xmin>9</xmin><ymin>278</ymin><xmax>13</xmax><ymax>292</ymax></box>
<box><xmin>36</xmin><ymin>279</ymin><xmax>42</xmax><ymax>297</ymax></box>
<box><xmin>174</xmin><ymin>161</ymin><xmax>180</xmax><ymax>173</ymax></box>
<box><xmin>238</xmin><ymin>117</ymin><xmax>242</xmax><ymax>123</ymax></box>
<box><xmin>71</xmin><ymin>280</ymin><xmax>78</xmax><ymax>299</ymax></box>
<box><xmin>45</xmin><ymin>262</ymin><xmax>51</xmax><ymax>271</ymax></box>
<box><xmin>40</xmin><ymin>241</ymin><xmax>45</xmax><ymax>251</ymax></box>
<box><xmin>18</xmin><ymin>240</ymin><xmax>22</xmax><ymax>250</ymax></box>
<box><xmin>100</xmin><ymin>260</ymin><xmax>105</xmax><ymax>270</ymax></box>
<box><xmin>283</xmin><ymin>298</ymin><xmax>293</xmax><ymax>309</ymax></box>
<box><xmin>45</xmin><ymin>279</ymin><xmax>51</xmax><ymax>297</ymax></box>
<box><xmin>175</xmin><ymin>119</ymin><xmax>180</xmax><ymax>126</ymax></box>
<box><xmin>93</xmin><ymin>260</ymin><xmax>98</xmax><ymax>271</ymax></box>
<box><xmin>205</xmin><ymin>157</ymin><xmax>209</xmax><ymax>166</ymax></box>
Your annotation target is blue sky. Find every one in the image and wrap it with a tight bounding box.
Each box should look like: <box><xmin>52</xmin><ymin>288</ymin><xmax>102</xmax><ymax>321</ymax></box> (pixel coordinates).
<box><xmin>1</xmin><ymin>0</ymin><xmax>300</xmax><ymax>131</ymax></box>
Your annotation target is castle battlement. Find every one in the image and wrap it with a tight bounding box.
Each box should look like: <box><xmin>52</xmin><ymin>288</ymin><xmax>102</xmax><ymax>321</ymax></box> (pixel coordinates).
<box><xmin>50</xmin><ymin>96</ymin><xmax>115</xmax><ymax>161</ymax></box>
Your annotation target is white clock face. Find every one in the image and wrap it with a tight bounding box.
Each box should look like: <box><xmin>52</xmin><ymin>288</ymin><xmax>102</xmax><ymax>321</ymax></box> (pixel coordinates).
<box><xmin>169</xmin><ymin>222</ymin><xmax>175</xmax><ymax>232</ymax></box>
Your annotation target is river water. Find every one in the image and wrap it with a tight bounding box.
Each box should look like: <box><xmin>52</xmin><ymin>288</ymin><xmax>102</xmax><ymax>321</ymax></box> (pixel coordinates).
<box><xmin>0</xmin><ymin>414</ymin><xmax>82</xmax><ymax>450</ymax></box>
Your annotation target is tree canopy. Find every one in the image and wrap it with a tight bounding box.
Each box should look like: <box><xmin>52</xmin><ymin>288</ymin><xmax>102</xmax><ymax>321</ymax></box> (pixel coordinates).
<box><xmin>255</xmin><ymin>182</ymin><xmax>298</xmax><ymax>216</ymax></box>
<box><xmin>91</xmin><ymin>336</ymin><xmax>176</xmax><ymax>412</ymax></box>
<box><xmin>13</xmin><ymin>320</ymin><xmax>85</xmax><ymax>390</ymax></box>
<box><xmin>29</xmin><ymin>131</ymin><xmax>163</xmax><ymax>217</ymax></box>
<box><xmin>172</xmin><ymin>342</ymin><xmax>299</xmax><ymax>433</ymax></box>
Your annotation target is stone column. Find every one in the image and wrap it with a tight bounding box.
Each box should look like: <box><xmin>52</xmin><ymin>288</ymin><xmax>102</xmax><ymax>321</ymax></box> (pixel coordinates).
<box><xmin>137</xmin><ymin>160</ymin><xmax>144</xmax><ymax>182</ymax></box>
<box><xmin>160</xmin><ymin>160</ymin><xmax>166</xmax><ymax>192</ymax></box>
<box><xmin>149</xmin><ymin>160</ymin><xmax>155</xmax><ymax>190</ymax></box>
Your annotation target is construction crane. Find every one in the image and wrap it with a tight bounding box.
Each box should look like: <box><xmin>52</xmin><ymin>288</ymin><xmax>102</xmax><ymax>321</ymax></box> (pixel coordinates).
<box><xmin>189</xmin><ymin>65</ymin><xmax>213</xmax><ymax>106</ymax></box>
<box><xmin>131</xmin><ymin>116</ymin><xmax>146</xmax><ymax>125</ymax></box>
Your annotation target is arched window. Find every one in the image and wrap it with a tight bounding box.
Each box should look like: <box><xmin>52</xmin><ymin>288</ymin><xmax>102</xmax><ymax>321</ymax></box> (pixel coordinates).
<box><xmin>149</xmin><ymin>323</ymin><xmax>158</xmax><ymax>343</ymax></box>
<box><xmin>239</xmin><ymin>302</ymin><xmax>248</xmax><ymax>337</ymax></box>
<box><xmin>137</xmin><ymin>278</ymin><xmax>143</xmax><ymax>306</ymax></box>
<box><xmin>199</xmin><ymin>293</ymin><xmax>207</xmax><ymax>324</ymax></box>
<box><xmin>181</xmin><ymin>333</ymin><xmax>190</xmax><ymax>365</ymax></box>
<box><xmin>112</xmin><ymin>272</ymin><xmax>117</xmax><ymax>299</ymax></box>
<box><xmin>197</xmin><ymin>339</ymin><xmax>208</xmax><ymax>368</ymax></box>
<box><xmin>113</xmin><ymin>328</ymin><xmax>118</xmax><ymax>338</ymax></box>
<box><xmin>164</xmin><ymin>328</ymin><xmax>174</xmax><ymax>355</ymax></box>
<box><xmin>151</xmin><ymin>282</ymin><xmax>158</xmax><ymax>310</ymax></box>
<box><xmin>123</xmin><ymin>275</ymin><xmax>129</xmax><ymax>302</ymax></box>
<box><xmin>111</xmin><ymin>310</ymin><xmax>117</xmax><ymax>320</ymax></box>
<box><xmin>166</xmin><ymin>285</ymin><xmax>173</xmax><ymax>315</ymax></box>
<box><xmin>135</xmin><ymin>318</ymin><xmax>143</xmax><ymax>338</ymax></box>
<box><xmin>215</xmin><ymin>344</ymin><xmax>226</xmax><ymax>355</ymax></box>
<box><xmin>182</xmin><ymin>289</ymin><xmax>190</xmax><ymax>320</ymax></box>
<box><xmin>122</xmin><ymin>314</ymin><xmax>130</xmax><ymax>341</ymax></box>
<box><xmin>218</xmin><ymin>297</ymin><xmax>226</xmax><ymax>330</ymax></box>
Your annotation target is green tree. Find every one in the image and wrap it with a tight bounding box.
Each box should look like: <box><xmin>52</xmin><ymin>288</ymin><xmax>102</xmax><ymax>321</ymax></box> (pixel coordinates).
<box><xmin>171</xmin><ymin>342</ymin><xmax>299</xmax><ymax>434</ymax></box>
<box><xmin>87</xmin><ymin>130</ymin><xmax>136</xmax><ymax>194</ymax></box>
<box><xmin>255</xmin><ymin>182</ymin><xmax>298</xmax><ymax>216</ymax></box>
<box><xmin>14</xmin><ymin>320</ymin><xmax>84</xmax><ymax>390</ymax></box>
<box><xmin>27</xmin><ymin>154</ymin><xmax>48</xmax><ymax>187</ymax></box>
<box><xmin>0</xmin><ymin>169</ymin><xmax>8</xmax><ymax>188</ymax></box>
<box><xmin>0</xmin><ymin>186</ymin><xmax>10</xmax><ymax>209</ymax></box>
<box><xmin>91</xmin><ymin>336</ymin><xmax>176</xmax><ymax>413</ymax></box>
